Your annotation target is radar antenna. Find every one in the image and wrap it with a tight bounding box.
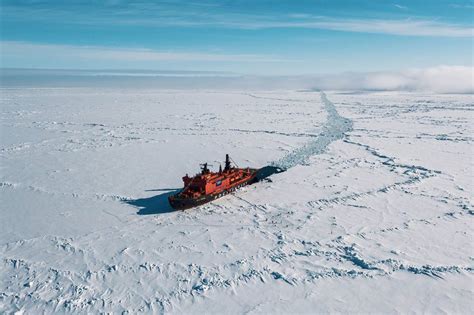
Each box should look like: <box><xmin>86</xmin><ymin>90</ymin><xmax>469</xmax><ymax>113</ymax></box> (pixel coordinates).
<box><xmin>200</xmin><ymin>163</ymin><xmax>211</xmax><ymax>174</ymax></box>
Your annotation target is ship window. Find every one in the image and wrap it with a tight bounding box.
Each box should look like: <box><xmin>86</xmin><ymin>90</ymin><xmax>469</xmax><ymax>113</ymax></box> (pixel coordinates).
<box><xmin>216</xmin><ymin>180</ymin><xmax>222</xmax><ymax>186</ymax></box>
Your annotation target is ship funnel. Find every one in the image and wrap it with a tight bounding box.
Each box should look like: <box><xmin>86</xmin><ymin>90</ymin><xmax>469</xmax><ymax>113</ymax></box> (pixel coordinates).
<box><xmin>224</xmin><ymin>154</ymin><xmax>231</xmax><ymax>171</ymax></box>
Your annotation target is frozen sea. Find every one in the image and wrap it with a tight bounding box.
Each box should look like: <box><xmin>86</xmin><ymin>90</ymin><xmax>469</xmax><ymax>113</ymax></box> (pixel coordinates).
<box><xmin>0</xmin><ymin>85</ymin><xmax>473</xmax><ymax>313</ymax></box>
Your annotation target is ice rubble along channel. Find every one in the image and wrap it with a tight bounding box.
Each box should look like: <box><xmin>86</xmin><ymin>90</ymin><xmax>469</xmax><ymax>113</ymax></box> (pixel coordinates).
<box><xmin>273</xmin><ymin>92</ymin><xmax>353</xmax><ymax>169</ymax></box>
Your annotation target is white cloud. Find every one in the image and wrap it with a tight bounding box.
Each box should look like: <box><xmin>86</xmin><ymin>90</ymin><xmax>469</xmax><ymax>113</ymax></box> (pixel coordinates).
<box><xmin>1</xmin><ymin>41</ymin><xmax>471</xmax><ymax>93</ymax></box>
<box><xmin>233</xmin><ymin>66</ymin><xmax>473</xmax><ymax>93</ymax></box>
<box><xmin>0</xmin><ymin>41</ymin><xmax>292</xmax><ymax>63</ymax></box>
<box><xmin>309</xmin><ymin>66</ymin><xmax>474</xmax><ymax>93</ymax></box>
<box><xmin>204</xmin><ymin>66</ymin><xmax>472</xmax><ymax>93</ymax></box>
<box><xmin>2</xmin><ymin>4</ymin><xmax>473</xmax><ymax>37</ymax></box>
<box><xmin>406</xmin><ymin>65</ymin><xmax>474</xmax><ymax>93</ymax></box>
<box><xmin>393</xmin><ymin>4</ymin><xmax>408</xmax><ymax>10</ymax></box>
<box><xmin>450</xmin><ymin>4</ymin><xmax>474</xmax><ymax>9</ymax></box>
<box><xmin>241</xmin><ymin>18</ymin><xmax>473</xmax><ymax>37</ymax></box>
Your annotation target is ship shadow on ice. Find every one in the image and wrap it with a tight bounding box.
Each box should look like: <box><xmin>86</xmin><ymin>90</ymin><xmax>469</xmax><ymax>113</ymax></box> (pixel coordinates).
<box><xmin>126</xmin><ymin>167</ymin><xmax>284</xmax><ymax>215</ymax></box>
<box><xmin>255</xmin><ymin>166</ymin><xmax>286</xmax><ymax>182</ymax></box>
<box><xmin>125</xmin><ymin>189</ymin><xmax>179</xmax><ymax>215</ymax></box>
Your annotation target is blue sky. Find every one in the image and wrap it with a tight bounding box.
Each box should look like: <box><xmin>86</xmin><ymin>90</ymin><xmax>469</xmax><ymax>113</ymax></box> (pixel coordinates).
<box><xmin>1</xmin><ymin>0</ymin><xmax>473</xmax><ymax>74</ymax></box>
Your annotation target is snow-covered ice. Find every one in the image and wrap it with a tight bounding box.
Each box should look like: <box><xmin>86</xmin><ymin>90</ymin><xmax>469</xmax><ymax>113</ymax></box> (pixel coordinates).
<box><xmin>0</xmin><ymin>88</ymin><xmax>473</xmax><ymax>313</ymax></box>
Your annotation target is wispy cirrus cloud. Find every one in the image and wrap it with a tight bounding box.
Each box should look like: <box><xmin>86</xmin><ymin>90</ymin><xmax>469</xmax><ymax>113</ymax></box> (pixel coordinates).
<box><xmin>226</xmin><ymin>17</ymin><xmax>473</xmax><ymax>37</ymax></box>
<box><xmin>393</xmin><ymin>4</ymin><xmax>408</xmax><ymax>10</ymax></box>
<box><xmin>450</xmin><ymin>3</ymin><xmax>474</xmax><ymax>9</ymax></box>
<box><xmin>1</xmin><ymin>2</ymin><xmax>472</xmax><ymax>37</ymax></box>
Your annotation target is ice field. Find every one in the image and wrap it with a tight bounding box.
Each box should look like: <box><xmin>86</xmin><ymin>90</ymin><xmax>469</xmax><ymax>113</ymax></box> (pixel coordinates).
<box><xmin>1</xmin><ymin>88</ymin><xmax>473</xmax><ymax>313</ymax></box>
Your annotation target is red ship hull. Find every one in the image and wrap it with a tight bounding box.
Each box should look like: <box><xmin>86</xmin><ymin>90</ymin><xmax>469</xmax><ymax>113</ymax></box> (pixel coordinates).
<box><xmin>169</xmin><ymin>168</ymin><xmax>257</xmax><ymax>210</ymax></box>
<box><xmin>168</xmin><ymin>154</ymin><xmax>286</xmax><ymax>210</ymax></box>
